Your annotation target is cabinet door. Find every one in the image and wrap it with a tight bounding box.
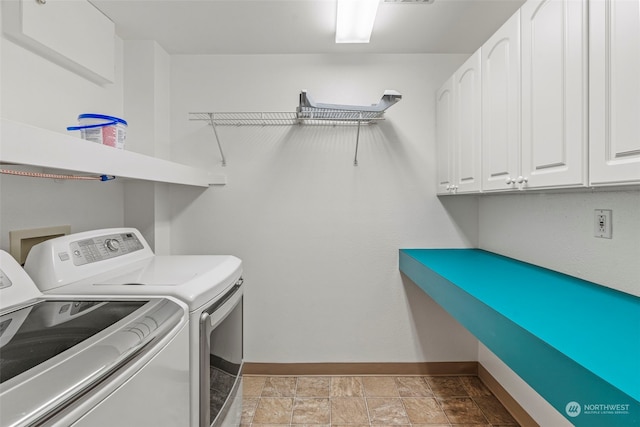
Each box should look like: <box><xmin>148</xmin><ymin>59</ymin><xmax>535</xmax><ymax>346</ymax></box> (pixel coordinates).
<box><xmin>589</xmin><ymin>0</ymin><xmax>640</xmax><ymax>185</ymax></box>
<box><xmin>2</xmin><ymin>0</ymin><xmax>115</xmax><ymax>84</ymax></box>
<box><xmin>482</xmin><ymin>11</ymin><xmax>521</xmax><ymax>191</ymax></box>
<box><xmin>436</xmin><ymin>76</ymin><xmax>455</xmax><ymax>195</ymax></box>
<box><xmin>453</xmin><ymin>50</ymin><xmax>482</xmax><ymax>194</ymax></box>
<box><xmin>521</xmin><ymin>0</ymin><xmax>587</xmax><ymax>189</ymax></box>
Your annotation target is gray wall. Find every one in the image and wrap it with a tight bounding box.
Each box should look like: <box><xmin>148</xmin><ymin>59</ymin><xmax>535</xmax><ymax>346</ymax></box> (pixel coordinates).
<box><xmin>168</xmin><ymin>53</ymin><xmax>481</xmax><ymax>364</ymax></box>
<box><xmin>479</xmin><ymin>190</ymin><xmax>640</xmax><ymax>296</ymax></box>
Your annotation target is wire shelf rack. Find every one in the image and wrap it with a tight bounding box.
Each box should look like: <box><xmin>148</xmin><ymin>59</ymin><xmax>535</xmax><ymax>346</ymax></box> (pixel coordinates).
<box><xmin>188</xmin><ymin>90</ymin><xmax>401</xmax><ymax>166</ymax></box>
<box><xmin>188</xmin><ymin>110</ymin><xmax>386</xmax><ymax>126</ymax></box>
<box><xmin>190</xmin><ymin>112</ymin><xmax>298</xmax><ymax>126</ymax></box>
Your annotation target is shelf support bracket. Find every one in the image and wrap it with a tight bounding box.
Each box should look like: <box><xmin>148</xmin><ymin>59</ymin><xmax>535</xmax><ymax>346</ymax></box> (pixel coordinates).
<box><xmin>208</xmin><ymin>113</ymin><xmax>227</xmax><ymax>167</ymax></box>
<box><xmin>354</xmin><ymin>115</ymin><xmax>362</xmax><ymax>166</ymax></box>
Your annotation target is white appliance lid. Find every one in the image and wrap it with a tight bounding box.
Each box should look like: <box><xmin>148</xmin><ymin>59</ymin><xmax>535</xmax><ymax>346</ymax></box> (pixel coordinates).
<box><xmin>38</xmin><ymin>255</ymin><xmax>243</xmax><ymax>311</ymax></box>
<box><xmin>0</xmin><ymin>298</ymin><xmax>185</xmax><ymax>427</ymax></box>
<box><xmin>0</xmin><ymin>250</ymin><xmax>42</xmax><ymax>309</ymax></box>
<box><xmin>23</xmin><ymin>228</ymin><xmax>243</xmax><ymax>311</ymax></box>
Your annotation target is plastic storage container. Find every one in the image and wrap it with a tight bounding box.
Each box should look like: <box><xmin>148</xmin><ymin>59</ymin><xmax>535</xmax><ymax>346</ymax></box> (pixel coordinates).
<box><xmin>67</xmin><ymin>113</ymin><xmax>127</xmax><ymax>149</ymax></box>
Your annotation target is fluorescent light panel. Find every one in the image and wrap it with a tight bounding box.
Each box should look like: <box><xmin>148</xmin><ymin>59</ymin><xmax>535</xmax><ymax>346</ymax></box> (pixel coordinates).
<box><xmin>336</xmin><ymin>0</ymin><xmax>380</xmax><ymax>44</ymax></box>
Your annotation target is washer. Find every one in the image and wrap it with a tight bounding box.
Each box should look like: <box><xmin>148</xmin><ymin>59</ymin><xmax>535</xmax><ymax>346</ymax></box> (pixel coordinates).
<box><xmin>23</xmin><ymin>228</ymin><xmax>244</xmax><ymax>427</ymax></box>
<box><xmin>0</xmin><ymin>250</ymin><xmax>191</xmax><ymax>427</ymax></box>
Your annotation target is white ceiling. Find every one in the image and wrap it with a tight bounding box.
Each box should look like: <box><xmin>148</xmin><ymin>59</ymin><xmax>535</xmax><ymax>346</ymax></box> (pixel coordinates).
<box><xmin>91</xmin><ymin>0</ymin><xmax>525</xmax><ymax>55</ymax></box>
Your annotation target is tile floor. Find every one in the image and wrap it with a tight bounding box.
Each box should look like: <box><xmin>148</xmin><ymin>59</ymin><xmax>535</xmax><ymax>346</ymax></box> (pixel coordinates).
<box><xmin>242</xmin><ymin>375</ymin><xmax>521</xmax><ymax>426</ymax></box>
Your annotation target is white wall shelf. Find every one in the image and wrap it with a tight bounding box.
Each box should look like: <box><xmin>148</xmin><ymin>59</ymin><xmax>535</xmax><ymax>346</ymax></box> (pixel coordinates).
<box><xmin>0</xmin><ymin>119</ymin><xmax>224</xmax><ymax>187</ymax></box>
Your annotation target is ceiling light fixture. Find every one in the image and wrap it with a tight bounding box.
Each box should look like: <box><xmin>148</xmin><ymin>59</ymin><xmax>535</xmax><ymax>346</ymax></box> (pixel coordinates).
<box><xmin>335</xmin><ymin>0</ymin><xmax>380</xmax><ymax>44</ymax></box>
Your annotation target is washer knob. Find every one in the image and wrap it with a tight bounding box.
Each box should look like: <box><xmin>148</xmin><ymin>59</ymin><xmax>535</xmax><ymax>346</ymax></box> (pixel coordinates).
<box><xmin>105</xmin><ymin>239</ymin><xmax>120</xmax><ymax>252</ymax></box>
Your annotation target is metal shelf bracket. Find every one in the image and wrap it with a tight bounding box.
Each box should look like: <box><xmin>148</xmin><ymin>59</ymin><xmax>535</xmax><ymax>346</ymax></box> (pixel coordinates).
<box><xmin>206</xmin><ymin>113</ymin><xmax>227</xmax><ymax>167</ymax></box>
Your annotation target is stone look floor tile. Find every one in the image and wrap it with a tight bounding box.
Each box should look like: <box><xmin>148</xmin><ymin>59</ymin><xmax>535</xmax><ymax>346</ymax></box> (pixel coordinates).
<box><xmin>395</xmin><ymin>377</ymin><xmax>433</xmax><ymax>397</ymax></box>
<box><xmin>402</xmin><ymin>397</ymin><xmax>449</xmax><ymax>424</ymax></box>
<box><xmin>243</xmin><ymin>376</ymin><xmax>266</xmax><ymax>397</ymax></box>
<box><xmin>444</xmin><ymin>424</ymin><xmax>490</xmax><ymax>427</ymax></box>
<box><xmin>440</xmin><ymin>397</ymin><xmax>489</xmax><ymax>424</ymax></box>
<box><xmin>331</xmin><ymin>397</ymin><xmax>369</xmax><ymax>424</ymax></box>
<box><xmin>241</xmin><ymin>397</ymin><xmax>258</xmax><ymax>424</ymax></box>
<box><xmin>363</xmin><ymin>377</ymin><xmax>400</xmax><ymax>397</ymax></box>
<box><xmin>427</xmin><ymin>376</ymin><xmax>469</xmax><ymax>397</ymax></box>
<box><xmin>331</xmin><ymin>377</ymin><xmax>365</xmax><ymax>397</ymax></box>
<box><xmin>366</xmin><ymin>398</ymin><xmax>410</xmax><ymax>424</ymax></box>
<box><xmin>242</xmin><ymin>375</ymin><xmax>521</xmax><ymax>426</ymax></box>
<box><xmin>296</xmin><ymin>377</ymin><xmax>330</xmax><ymax>397</ymax></box>
<box><xmin>474</xmin><ymin>395</ymin><xmax>519</xmax><ymax>425</ymax></box>
<box><xmin>460</xmin><ymin>376</ymin><xmax>493</xmax><ymax>397</ymax></box>
<box><xmin>262</xmin><ymin>377</ymin><xmax>297</xmax><ymax>397</ymax></box>
<box><xmin>292</xmin><ymin>397</ymin><xmax>330</xmax><ymax>424</ymax></box>
<box><xmin>252</xmin><ymin>397</ymin><xmax>294</xmax><ymax>424</ymax></box>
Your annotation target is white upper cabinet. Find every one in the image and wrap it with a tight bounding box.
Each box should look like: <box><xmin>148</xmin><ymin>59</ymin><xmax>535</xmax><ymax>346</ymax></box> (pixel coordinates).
<box><xmin>520</xmin><ymin>0</ymin><xmax>588</xmax><ymax>189</ymax></box>
<box><xmin>2</xmin><ymin>0</ymin><xmax>115</xmax><ymax>84</ymax></box>
<box><xmin>589</xmin><ymin>0</ymin><xmax>640</xmax><ymax>186</ymax></box>
<box><xmin>453</xmin><ymin>51</ymin><xmax>483</xmax><ymax>194</ymax></box>
<box><xmin>436</xmin><ymin>76</ymin><xmax>455</xmax><ymax>195</ymax></box>
<box><xmin>481</xmin><ymin>11</ymin><xmax>521</xmax><ymax>192</ymax></box>
<box><xmin>438</xmin><ymin>0</ymin><xmax>638</xmax><ymax>193</ymax></box>
<box><xmin>436</xmin><ymin>51</ymin><xmax>482</xmax><ymax>195</ymax></box>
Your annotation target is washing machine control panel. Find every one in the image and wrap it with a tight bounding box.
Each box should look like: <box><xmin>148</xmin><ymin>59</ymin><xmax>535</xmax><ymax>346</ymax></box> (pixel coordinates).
<box><xmin>70</xmin><ymin>232</ymin><xmax>144</xmax><ymax>266</ymax></box>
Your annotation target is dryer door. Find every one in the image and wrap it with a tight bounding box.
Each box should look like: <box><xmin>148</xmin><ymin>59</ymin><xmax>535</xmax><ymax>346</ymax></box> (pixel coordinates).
<box><xmin>200</xmin><ymin>279</ymin><xmax>243</xmax><ymax>427</ymax></box>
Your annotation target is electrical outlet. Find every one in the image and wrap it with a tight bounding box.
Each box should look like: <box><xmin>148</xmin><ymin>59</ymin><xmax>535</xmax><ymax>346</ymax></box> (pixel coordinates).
<box><xmin>594</xmin><ymin>209</ymin><xmax>612</xmax><ymax>239</ymax></box>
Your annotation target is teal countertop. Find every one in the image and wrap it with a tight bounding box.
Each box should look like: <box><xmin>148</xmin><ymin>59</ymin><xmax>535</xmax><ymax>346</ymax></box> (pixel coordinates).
<box><xmin>399</xmin><ymin>248</ymin><xmax>640</xmax><ymax>426</ymax></box>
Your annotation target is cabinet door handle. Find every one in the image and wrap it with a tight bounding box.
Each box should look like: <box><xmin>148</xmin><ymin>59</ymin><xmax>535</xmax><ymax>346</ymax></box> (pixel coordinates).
<box><xmin>517</xmin><ymin>176</ymin><xmax>528</xmax><ymax>184</ymax></box>
<box><xmin>505</xmin><ymin>177</ymin><xmax>516</xmax><ymax>185</ymax></box>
